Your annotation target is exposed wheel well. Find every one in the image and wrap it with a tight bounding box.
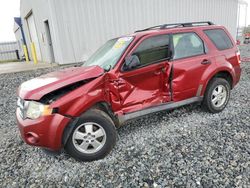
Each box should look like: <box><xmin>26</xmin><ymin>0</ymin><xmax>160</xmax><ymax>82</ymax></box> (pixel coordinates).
<box><xmin>209</xmin><ymin>71</ymin><xmax>233</xmax><ymax>89</ymax></box>
<box><xmin>62</xmin><ymin>102</ymin><xmax>118</xmax><ymax>146</ymax></box>
<box><xmin>92</xmin><ymin>102</ymin><xmax>120</xmax><ymax>127</ymax></box>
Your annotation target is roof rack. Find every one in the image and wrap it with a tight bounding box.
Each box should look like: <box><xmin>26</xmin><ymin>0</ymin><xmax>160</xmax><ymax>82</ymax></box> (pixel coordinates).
<box><xmin>135</xmin><ymin>21</ymin><xmax>214</xmax><ymax>32</ymax></box>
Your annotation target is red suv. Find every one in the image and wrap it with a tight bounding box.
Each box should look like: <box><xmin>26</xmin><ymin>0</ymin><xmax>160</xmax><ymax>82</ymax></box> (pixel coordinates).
<box><xmin>16</xmin><ymin>22</ymin><xmax>241</xmax><ymax>161</ymax></box>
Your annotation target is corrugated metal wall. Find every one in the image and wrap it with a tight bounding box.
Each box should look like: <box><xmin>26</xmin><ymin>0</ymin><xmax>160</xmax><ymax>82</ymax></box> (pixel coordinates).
<box><xmin>20</xmin><ymin>0</ymin><xmax>52</xmax><ymax>62</ymax></box>
<box><xmin>20</xmin><ymin>0</ymin><xmax>239</xmax><ymax>64</ymax></box>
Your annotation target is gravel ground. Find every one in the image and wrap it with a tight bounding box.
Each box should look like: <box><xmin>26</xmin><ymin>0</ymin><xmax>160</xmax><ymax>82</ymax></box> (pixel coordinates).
<box><xmin>0</xmin><ymin>46</ymin><xmax>249</xmax><ymax>187</ymax></box>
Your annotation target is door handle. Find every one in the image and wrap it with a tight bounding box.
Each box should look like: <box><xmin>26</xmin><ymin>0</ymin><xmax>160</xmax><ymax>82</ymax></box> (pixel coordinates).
<box><xmin>154</xmin><ymin>67</ymin><xmax>166</xmax><ymax>75</ymax></box>
<box><xmin>201</xmin><ymin>59</ymin><xmax>211</xmax><ymax>65</ymax></box>
<box><xmin>154</xmin><ymin>71</ymin><xmax>161</xmax><ymax>75</ymax></box>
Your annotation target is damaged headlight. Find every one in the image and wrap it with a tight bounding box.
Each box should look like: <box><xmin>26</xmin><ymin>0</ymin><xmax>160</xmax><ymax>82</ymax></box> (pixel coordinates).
<box><xmin>17</xmin><ymin>98</ymin><xmax>53</xmax><ymax>120</ymax></box>
<box><xmin>26</xmin><ymin>101</ymin><xmax>52</xmax><ymax>119</ymax></box>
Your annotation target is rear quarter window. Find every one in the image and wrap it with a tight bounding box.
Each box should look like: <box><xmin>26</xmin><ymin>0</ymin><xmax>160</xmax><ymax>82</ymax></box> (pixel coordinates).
<box><xmin>204</xmin><ymin>29</ymin><xmax>233</xmax><ymax>51</ymax></box>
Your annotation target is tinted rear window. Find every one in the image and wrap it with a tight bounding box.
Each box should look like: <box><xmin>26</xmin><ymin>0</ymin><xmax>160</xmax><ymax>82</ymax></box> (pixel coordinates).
<box><xmin>204</xmin><ymin>29</ymin><xmax>233</xmax><ymax>50</ymax></box>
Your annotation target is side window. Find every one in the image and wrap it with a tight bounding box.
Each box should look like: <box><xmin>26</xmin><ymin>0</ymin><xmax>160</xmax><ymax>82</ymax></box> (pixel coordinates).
<box><xmin>132</xmin><ymin>35</ymin><xmax>170</xmax><ymax>66</ymax></box>
<box><xmin>173</xmin><ymin>32</ymin><xmax>205</xmax><ymax>59</ymax></box>
<box><xmin>204</xmin><ymin>29</ymin><xmax>233</xmax><ymax>51</ymax></box>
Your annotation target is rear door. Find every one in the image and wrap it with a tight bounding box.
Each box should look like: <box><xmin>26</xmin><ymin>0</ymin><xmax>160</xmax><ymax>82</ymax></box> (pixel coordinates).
<box><xmin>171</xmin><ymin>31</ymin><xmax>212</xmax><ymax>101</ymax></box>
<box><xmin>117</xmin><ymin>34</ymin><xmax>172</xmax><ymax>113</ymax></box>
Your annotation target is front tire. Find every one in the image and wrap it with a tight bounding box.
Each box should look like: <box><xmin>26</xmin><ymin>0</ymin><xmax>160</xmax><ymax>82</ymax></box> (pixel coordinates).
<box><xmin>202</xmin><ymin>78</ymin><xmax>230</xmax><ymax>113</ymax></box>
<box><xmin>64</xmin><ymin>109</ymin><xmax>117</xmax><ymax>161</ymax></box>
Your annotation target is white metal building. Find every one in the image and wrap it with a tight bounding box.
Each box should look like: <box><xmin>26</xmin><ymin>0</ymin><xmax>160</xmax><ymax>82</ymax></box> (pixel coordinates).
<box><xmin>20</xmin><ymin>0</ymin><xmax>242</xmax><ymax>64</ymax></box>
<box><xmin>237</xmin><ymin>0</ymin><xmax>249</xmax><ymax>37</ymax></box>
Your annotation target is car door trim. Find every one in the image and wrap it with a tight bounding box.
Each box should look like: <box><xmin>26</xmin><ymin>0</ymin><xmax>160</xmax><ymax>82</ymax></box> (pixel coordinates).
<box><xmin>118</xmin><ymin>96</ymin><xmax>203</xmax><ymax>125</ymax></box>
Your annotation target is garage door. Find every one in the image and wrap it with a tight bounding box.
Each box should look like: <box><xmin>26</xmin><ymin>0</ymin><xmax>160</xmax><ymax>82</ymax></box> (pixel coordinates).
<box><xmin>26</xmin><ymin>14</ymin><xmax>42</xmax><ymax>61</ymax></box>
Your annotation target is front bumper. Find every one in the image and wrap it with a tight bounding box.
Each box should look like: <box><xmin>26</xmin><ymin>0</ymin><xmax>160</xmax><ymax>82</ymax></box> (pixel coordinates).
<box><xmin>16</xmin><ymin>108</ymin><xmax>71</xmax><ymax>150</ymax></box>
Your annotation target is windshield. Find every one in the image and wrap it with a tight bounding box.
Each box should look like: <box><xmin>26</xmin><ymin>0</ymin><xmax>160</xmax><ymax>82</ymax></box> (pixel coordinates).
<box><xmin>83</xmin><ymin>37</ymin><xmax>133</xmax><ymax>70</ymax></box>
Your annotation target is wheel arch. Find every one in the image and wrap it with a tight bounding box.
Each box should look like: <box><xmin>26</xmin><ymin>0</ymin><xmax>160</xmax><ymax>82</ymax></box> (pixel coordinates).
<box><xmin>62</xmin><ymin>101</ymin><xmax>119</xmax><ymax>147</ymax></box>
<box><xmin>91</xmin><ymin>101</ymin><xmax>120</xmax><ymax>127</ymax></box>
<box><xmin>201</xmin><ymin>69</ymin><xmax>234</xmax><ymax>96</ymax></box>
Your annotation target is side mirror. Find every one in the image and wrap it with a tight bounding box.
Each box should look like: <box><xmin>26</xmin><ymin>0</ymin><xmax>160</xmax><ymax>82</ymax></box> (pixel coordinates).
<box><xmin>123</xmin><ymin>55</ymin><xmax>140</xmax><ymax>71</ymax></box>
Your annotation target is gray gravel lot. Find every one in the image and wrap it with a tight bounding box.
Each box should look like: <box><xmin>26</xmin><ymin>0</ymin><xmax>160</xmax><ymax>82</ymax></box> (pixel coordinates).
<box><xmin>0</xmin><ymin>46</ymin><xmax>250</xmax><ymax>187</ymax></box>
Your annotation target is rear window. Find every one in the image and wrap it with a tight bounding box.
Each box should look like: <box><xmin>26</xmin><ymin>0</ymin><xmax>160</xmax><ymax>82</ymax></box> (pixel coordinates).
<box><xmin>204</xmin><ymin>29</ymin><xmax>233</xmax><ymax>50</ymax></box>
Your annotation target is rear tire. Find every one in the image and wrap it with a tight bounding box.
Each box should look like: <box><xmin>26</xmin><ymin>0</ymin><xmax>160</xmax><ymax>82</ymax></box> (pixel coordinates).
<box><xmin>64</xmin><ymin>109</ymin><xmax>117</xmax><ymax>161</ymax></box>
<box><xmin>202</xmin><ymin>78</ymin><xmax>230</xmax><ymax>113</ymax></box>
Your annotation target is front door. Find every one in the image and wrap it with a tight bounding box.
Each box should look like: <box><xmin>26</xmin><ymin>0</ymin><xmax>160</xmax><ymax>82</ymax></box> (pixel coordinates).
<box><xmin>117</xmin><ymin>34</ymin><xmax>172</xmax><ymax>113</ymax></box>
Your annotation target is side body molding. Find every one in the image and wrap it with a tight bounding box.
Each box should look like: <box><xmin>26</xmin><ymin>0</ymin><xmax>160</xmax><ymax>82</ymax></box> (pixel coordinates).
<box><xmin>118</xmin><ymin>96</ymin><xmax>203</xmax><ymax>125</ymax></box>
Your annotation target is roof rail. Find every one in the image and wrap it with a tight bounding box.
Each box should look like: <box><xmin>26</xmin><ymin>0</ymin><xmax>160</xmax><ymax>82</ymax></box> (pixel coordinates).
<box><xmin>135</xmin><ymin>21</ymin><xmax>214</xmax><ymax>32</ymax></box>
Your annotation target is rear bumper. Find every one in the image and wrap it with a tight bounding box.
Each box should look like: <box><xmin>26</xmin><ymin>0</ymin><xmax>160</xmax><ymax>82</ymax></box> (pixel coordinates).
<box><xmin>233</xmin><ymin>65</ymin><xmax>241</xmax><ymax>87</ymax></box>
<box><xmin>16</xmin><ymin>108</ymin><xmax>71</xmax><ymax>150</ymax></box>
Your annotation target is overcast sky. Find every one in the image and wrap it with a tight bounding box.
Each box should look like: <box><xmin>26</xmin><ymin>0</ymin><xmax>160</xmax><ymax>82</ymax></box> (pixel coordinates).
<box><xmin>0</xmin><ymin>0</ymin><xmax>249</xmax><ymax>42</ymax></box>
<box><xmin>0</xmin><ymin>0</ymin><xmax>20</xmax><ymax>42</ymax></box>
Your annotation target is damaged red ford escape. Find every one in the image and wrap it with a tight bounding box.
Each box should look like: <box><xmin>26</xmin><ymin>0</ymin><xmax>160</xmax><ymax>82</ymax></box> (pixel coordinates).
<box><xmin>16</xmin><ymin>22</ymin><xmax>241</xmax><ymax>161</ymax></box>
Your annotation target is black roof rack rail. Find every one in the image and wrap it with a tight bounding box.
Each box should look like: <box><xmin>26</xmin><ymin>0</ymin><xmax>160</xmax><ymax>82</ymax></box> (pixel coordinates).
<box><xmin>135</xmin><ymin>21</ymin><xmax>214</xmax><ymax>32</ymax></box>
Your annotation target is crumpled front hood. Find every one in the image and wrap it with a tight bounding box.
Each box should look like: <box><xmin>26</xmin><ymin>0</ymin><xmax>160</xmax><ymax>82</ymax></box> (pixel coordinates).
<box><xmin>18</xmin><ymin>66</ymin><xmax>104</xmax><ymax>100</ymax></box>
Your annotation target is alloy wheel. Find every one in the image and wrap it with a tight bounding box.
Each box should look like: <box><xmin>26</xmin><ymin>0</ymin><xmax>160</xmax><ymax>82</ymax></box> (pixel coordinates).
<box><xmin>211</xmin><ymin>85</ymin><xmax>228</xmax><ymax>108</ymax></box>
<box><xmin>72</xmin><ymin>122</ymin><xmax>106</xmax><ymax>154</ymax></box>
